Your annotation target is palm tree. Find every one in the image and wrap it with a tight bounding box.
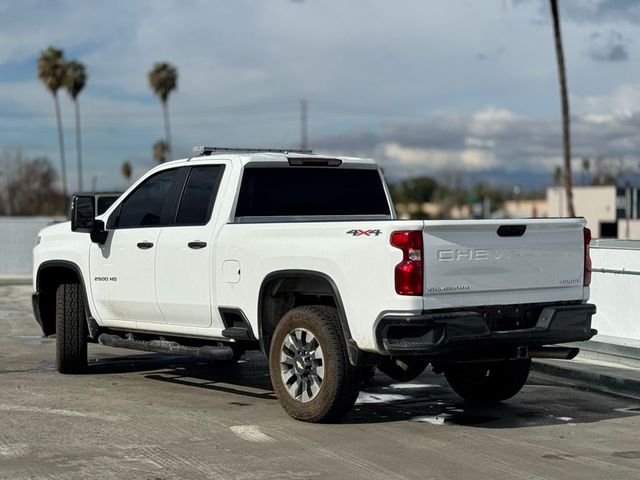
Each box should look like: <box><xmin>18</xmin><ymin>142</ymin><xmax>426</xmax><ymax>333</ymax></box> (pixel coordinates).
<box><xmin>553</xmin><ymin>166</ymin><xmax>563</xmax><ymax>186</ymax></box>
<box><xmin>582</xmin><ymin>157</ymin><xmax>590</xmax><ymax>186</ymax></box>
<box><xmin>121</xmin><ymin>161</ymin><xmax>132</xmax><ymax>183</ymax></box>
<box><xmin>148</xmin><ymin>62</ymin><xmax>177</xmax><ymax>159</ymax></box>
<box><xmin>63</xmin><ymin>60</ymin><xmax>87</xmax><ymax>192</ymax></box>
<box><xmin>550</xmin><ymin>0</ymin><xmax>575</xmax><ymax>216</ymax></box>
<box><xmin>152</xmin><ymin>140</ymin><xmax>170</xmax><ymax>164</ymax></box>
<box><xmin>37</xmin><ymin>46</ymin><xmax>68</xmax><ymax>198</ymax></box>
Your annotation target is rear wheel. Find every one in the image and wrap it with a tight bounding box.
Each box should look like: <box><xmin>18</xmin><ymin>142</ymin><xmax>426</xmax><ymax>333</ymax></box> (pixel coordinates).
<box><xmin>443</xmin><ymin>359</ymin><xmax>531</xmax><ymax>403</ymax></box>
<box><xmin>55</xmin><ymin>283</ymin><xmax>88</xmax><ymax>374</ymax></box>
<box><xmin>269</xmin><ymin>305</ymin><xmax>361</xmax><ymax>423</ymax></box>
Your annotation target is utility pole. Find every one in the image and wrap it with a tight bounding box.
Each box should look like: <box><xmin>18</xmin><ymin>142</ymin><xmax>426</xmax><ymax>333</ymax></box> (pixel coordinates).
<box><xmin>626</xmin><ymin>182</ymin><xmax>631</xmax><ymax>240</ymax></box>
<box><xmin>300</xmin><ymin>99</ymin><xmax>308</xmax><ymax>151</ymax></box>
<box><xmin>0</xmin><ymin>155</ymin><xmax>10</xmax><ymax>215</ymax></box>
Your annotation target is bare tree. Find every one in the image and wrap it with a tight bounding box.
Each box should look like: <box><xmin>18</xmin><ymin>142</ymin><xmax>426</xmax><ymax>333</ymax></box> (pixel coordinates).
<box><xmin>550</xmin><ymin>0</ymin><xmax>575</xmax><ymax>216</ymax></box>
<box><xmin>1</xmin><ymin>148</ymin><xmax>65</xmax><ymax>215</ymax></box>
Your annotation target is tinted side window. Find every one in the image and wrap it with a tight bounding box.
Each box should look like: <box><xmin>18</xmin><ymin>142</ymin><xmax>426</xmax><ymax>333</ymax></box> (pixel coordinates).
<box><xmin>117</xmin><ymin>169</ymin><xmax>178</xmax><ymax>228</ymax></box>
<box><xmin>175</xmin><ymin>165</ymin><xmax>225</xmax><ymax>225</ymax></box>
<box><xmin>235</xmin><ymin>168</ymin><xmax>390</xmax><ymax>217</ymax></box>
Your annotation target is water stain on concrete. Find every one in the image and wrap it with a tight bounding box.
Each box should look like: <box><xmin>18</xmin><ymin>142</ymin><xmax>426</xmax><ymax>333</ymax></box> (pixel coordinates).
<box><xmin>411</xmin><ymin>412</ymin><xmax>499</xmax><ymax>426</ymax></box>
<box><xmin>542</xmin><ymin>453</ymin><xmax>575</xmax><ymax>461</ymax></box>
<box><xmin>614</xmin><ymin>406</ymin><xmax>640</xmax><ymax>414</ymax></box>
<box><xmin>16</xmin><ymin>335</ymin><xmax>50</xmax><ymax>346</ymax></box>
<box><xmin>612</xmin><ymin>450</ymin><xmax>640</xmax><ymax>459</ymax></box>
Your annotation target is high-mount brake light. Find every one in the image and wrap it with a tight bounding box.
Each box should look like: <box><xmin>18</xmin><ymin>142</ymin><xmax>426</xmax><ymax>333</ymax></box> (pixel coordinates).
<box><xmin>390</xmin><ymin>230</ymin><xmax>424</xmax><ymax>296</ymax></box>
<box><xmin>287</xmin><ymin>157</ymin><xmax>342</xmax><ymax>167</ymax></box>
<box><xmin>584</xmin><ymin>227</ymin><xmax>592</xmax><ymax>287</ymax></box>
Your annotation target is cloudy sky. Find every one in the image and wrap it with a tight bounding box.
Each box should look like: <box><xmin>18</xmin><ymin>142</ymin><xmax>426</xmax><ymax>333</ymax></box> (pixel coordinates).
<box><xmin>1</xmin><ymin>0</ymin><xmax>640</xmax><ymax>190</ymax></box>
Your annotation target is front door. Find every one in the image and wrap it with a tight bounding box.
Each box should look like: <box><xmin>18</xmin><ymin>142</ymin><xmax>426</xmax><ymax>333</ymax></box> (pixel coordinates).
<box><xmin>90</xmin><ymin>167</ymin><xmax>182</xmax><ymax>325</ymax></box>
<box><xmin>90</xmin><ymin>228</ymin><xmax>162</xmax><ymax>324</ymax></box>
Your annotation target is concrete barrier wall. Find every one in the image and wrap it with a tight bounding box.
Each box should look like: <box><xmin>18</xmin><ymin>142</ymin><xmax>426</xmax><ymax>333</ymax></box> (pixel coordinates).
<box><xmin>590</xmin><ymin>239</ymin><xmax>640</xmax><ymax>342</ymax></box>
<box><xmin>0</xmin><ymin>216</ymin><xmax>65</xmax><ymax>278</ymax></box>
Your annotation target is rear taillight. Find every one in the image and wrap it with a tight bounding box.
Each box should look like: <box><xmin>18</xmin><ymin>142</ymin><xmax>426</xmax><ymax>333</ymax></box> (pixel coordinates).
<box><xmin>583</xmin><ymin>227</ymin><xmax>592</xmax><ymax>287</ymax></box>
<box><xmin>390</xmin><ymin>230</ymin><xmax>423</xmax><ymax>296</ymax></box>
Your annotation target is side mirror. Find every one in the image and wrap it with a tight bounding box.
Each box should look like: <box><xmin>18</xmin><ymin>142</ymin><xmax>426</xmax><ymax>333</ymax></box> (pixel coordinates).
<box><xmin>71</xmin><ymin>195</ymin><xmax>95</xmax><ymax>232</ymax></box>
<box><xmin>71</xmin><ymin>195</ymin><xmax>108</xmax><ymax>244</ymax></box>
<box><xmin>90</xmin><ymin>219</ymin><xmax>108</xmax><ymax>244</ymax></box>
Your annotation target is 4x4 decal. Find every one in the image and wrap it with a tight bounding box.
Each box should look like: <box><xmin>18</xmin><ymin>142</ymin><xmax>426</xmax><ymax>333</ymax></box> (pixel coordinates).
<box><xmin>346</xmin><ymin>229</ymin><xmax>382</xmax><ymax>237</ymax></box>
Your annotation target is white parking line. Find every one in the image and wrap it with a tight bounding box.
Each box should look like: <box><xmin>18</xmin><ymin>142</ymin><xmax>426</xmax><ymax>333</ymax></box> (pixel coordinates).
<box><xmin>355</xmin><ymin>392</ymin><xmax>409</xmax><ymax>404</ymax></box>
<box><xmin>0</xmin><ymin>443</ymin><xmax>29</xmax><ymax>458</ymax></box>
<box><xmin>0</xmin><ymin>404</ymin><xmax>123</xmax><ymax>421</ymax></box>
<box><xmin>230</xmin><ymin>425</ymin><xmax>275</xmax><ymax>443</ymax></box>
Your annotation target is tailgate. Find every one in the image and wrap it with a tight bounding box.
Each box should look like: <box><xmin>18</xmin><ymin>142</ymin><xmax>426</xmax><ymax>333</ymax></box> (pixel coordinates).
<box><xmin>422</xmin><ymin>218</ymin><xmax>586</xmax><ymax>309</ymax></box>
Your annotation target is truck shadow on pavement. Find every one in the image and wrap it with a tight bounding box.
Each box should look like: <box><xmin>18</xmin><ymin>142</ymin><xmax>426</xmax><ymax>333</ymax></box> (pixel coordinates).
<box><xmin>88</xmin><ymin>351</ymin><xmax>277</xmax><ymax>402</ymax></box>
<box><xmin>85</xmin><ymin>350</ymin><xmax>640</xmax><ymax>429</ymax></box>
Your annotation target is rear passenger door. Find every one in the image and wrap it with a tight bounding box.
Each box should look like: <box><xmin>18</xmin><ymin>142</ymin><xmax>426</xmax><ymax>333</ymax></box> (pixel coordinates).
<box><xmin>153</xmin><ymin>164</ymin><xmax>227</xmax><ymax>329</ymax></box>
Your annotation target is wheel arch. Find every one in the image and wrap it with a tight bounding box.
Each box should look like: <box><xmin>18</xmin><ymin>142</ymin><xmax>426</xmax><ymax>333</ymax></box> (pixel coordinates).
<box><xmin>257</xmin><ymin>269</ymin><xmax>358</xmax><ymax>363</ymax></box>
<box><xmin>35</xmin><ymin>260</ymin><xmax>94</xmax><ymax>337</ymax></box>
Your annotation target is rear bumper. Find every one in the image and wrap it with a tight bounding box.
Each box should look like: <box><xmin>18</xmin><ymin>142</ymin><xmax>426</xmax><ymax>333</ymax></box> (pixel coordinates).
<box><xmin>376</xmin><ymin>303</ymin><xmax>597</xmax><ymax>357</ymax></box>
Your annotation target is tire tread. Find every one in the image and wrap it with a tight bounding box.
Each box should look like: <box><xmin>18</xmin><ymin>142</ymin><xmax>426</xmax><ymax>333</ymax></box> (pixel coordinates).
<box><xmin>55</xmin><ymin>283</ymin><xmax>88</xmax><ymax>374</ymax></box>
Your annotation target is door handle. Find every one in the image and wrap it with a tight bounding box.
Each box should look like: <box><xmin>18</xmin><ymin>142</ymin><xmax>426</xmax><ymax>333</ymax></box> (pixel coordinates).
<box><xmin>188</xmin><ymin>241</ymin><xmax>207</xmax><ymax>250</ymax></box>
<box><xmin>137</xmin><ymin>241</ymin><xmax>154</xmax><ymax>249</ymax></box>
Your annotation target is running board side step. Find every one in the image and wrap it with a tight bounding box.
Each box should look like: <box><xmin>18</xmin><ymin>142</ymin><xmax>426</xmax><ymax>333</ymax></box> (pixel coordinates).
<box><xmin>97</xmin><ymin>334</ymin><xmax>234</xmax><ymax>361</ymax></box>
<box><xmin>221</xmin><ymin>327</ymin><xmax>253</xmax><ymax>341</ymax></box>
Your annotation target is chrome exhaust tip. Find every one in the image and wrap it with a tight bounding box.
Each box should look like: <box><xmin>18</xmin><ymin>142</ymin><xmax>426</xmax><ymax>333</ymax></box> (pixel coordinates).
<box><xmin>527</xmin><ymin>346</ymin><xmax>580</xmax><ymax>360</ymax></box>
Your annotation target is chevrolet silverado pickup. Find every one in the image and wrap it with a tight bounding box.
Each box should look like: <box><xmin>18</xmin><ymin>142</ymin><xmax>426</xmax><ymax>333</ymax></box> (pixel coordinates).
<box><xmin>32</xmin><ymin>146</ymin><xmax>596</xmax><ymax>422</ymax></box>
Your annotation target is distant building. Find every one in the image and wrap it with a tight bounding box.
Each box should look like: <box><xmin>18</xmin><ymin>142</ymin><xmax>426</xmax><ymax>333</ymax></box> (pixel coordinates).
<box><xmin>499</xmin><ymin>199</ymin><xmax>548</xmax><ymax>219</ymax></box>
<box><xmin>547</xmin><ymin>185</ymin><xmax>640</xmax><ymax>239</ymax></box>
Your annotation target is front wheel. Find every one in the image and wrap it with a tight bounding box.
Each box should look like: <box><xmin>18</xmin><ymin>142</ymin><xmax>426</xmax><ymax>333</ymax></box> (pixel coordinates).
<box><xmin>443</xmin><ymin>359</ymin><xmax>531</xmax><ymax>404</ymax></box>
<box><xmin>269</xmin><ymin>305</ymin><xmax>361</xmax><ymax>423</ymax></box>
<box><xmin>55</xmin><ymin>283</ymin><xmax>88</xmax><ymax>374</ymax></box>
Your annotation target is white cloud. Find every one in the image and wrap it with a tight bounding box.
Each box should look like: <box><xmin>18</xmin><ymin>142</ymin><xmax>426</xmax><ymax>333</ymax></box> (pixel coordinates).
<box><xmin>472</xmin><ymin>107</ymin><xmax>516</xmax><ymax>123</ymax></box>
<box><xmin>573</xmin><ymin>83</ymin><xmax>640</xmax><ymax>118</ymax></box>
<box><xmin>317</xmin><ymin>102</ymin><xmax>640</xmax><ymax>184</ymax></box>
<box><xmin>465</xmin><ymin>137</ymin><xmax>496</xmax><ymax>148</ymax></box>
<box><xmin>383</xmin><ymin>143</ymin><xmax>499</xmax><ymax>171</ymax></box>
<box><xmin>470</xmin><ymin>107</ymin><xmax>517</xmax><ymax>136</ymax></box>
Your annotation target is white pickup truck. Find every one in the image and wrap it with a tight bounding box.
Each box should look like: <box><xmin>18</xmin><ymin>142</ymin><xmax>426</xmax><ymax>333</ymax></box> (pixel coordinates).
<box><xmin>32</xmin><ymin>147</ymin><xmax>596</xmax><ymax>422</ymax></box>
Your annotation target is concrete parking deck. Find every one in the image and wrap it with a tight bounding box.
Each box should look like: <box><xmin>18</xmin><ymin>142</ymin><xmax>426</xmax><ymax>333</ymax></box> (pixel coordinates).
<box><xmin>1</xmin><ymin>285</ymin><xmax>639</xmax><ymax>480</ymax></box>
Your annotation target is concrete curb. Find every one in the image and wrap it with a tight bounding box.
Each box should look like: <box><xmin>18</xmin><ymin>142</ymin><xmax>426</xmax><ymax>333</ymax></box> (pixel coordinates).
<box><xmin>531</xmin><ymin>359</ymin><xmax>640</xmax><ymax>400</ymax></box>
<box><xmin>566</xmin><ymin>338</ymin><xmax>640</xmax><ymax>369</ymax></box>
<box><xmin>0</xmin><ymin>277</ymin><xmax>31</xmax><ymax>286</ymax></box>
